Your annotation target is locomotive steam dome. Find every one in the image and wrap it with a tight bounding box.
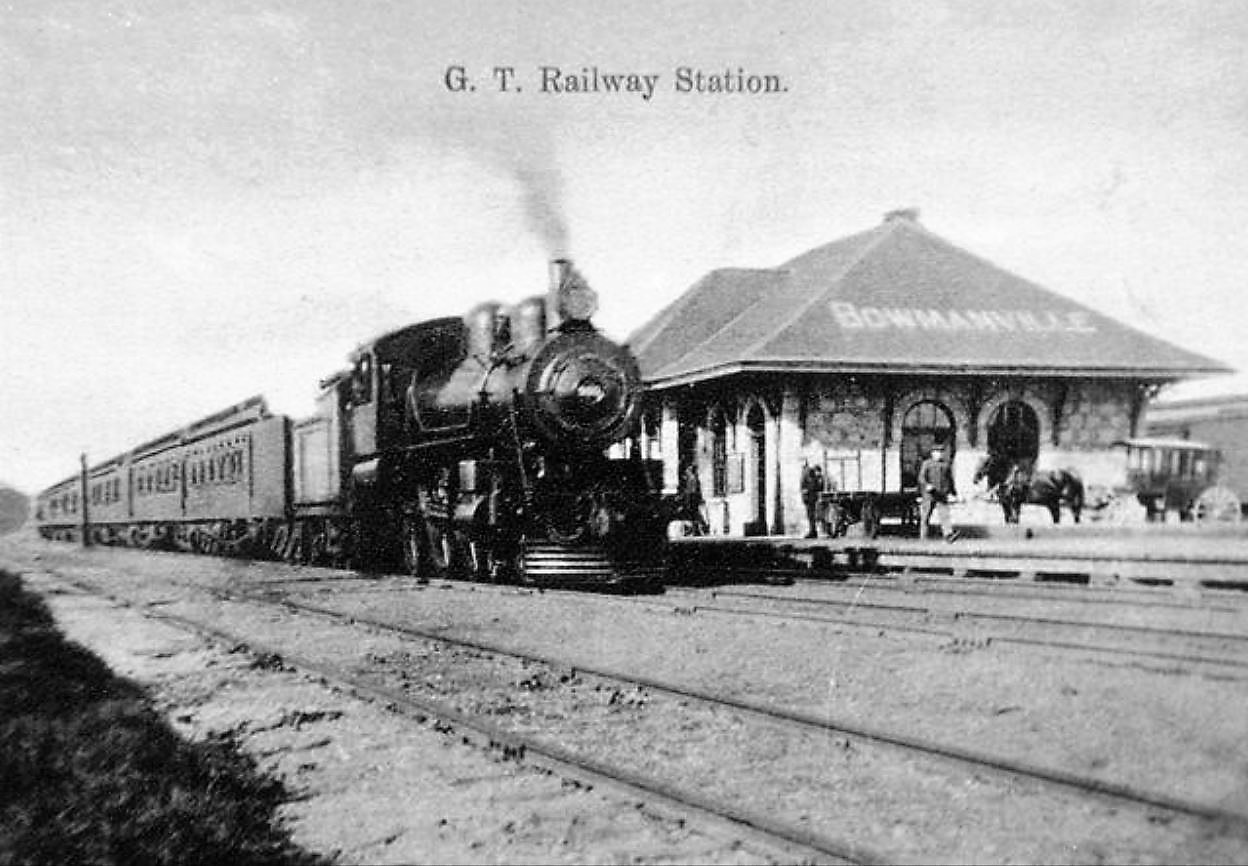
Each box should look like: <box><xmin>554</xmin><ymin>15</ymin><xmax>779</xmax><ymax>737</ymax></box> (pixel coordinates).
<box><xmin>525</xmin><ymin>329</ymin><xmax>642</xmax><ymax>451</ymax></box>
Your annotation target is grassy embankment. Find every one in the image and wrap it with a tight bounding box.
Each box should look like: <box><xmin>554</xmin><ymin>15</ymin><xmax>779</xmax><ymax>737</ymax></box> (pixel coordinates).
<box><xmin>0</xmin><ymin>570</ymin><xmax>327</xmax><ymax>865</ymax></box>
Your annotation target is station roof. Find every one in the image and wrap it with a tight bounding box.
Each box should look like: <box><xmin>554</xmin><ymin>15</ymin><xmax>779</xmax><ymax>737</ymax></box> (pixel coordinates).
<box><xmin>629</xmin><ymin>212</ymin><xmax>1231</xmax><ymax>389</ymax></box>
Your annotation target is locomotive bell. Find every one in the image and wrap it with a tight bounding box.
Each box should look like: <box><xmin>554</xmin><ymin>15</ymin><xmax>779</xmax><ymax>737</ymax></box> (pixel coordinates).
<box><xmin>548</xmin><ymin>258</ymin><xmax>598</xmax><ymax>326</ymax></box>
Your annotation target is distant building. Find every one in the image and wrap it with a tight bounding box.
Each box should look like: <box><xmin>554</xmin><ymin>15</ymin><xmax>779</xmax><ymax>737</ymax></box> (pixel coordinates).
<box><xmin>1145</xmin><ymin>394</ymin><xmax>1248</xmax><ymax>507</ymax></box>
<box><xmin>627</xmin><ymin>211</ymin><xmax>1228</xmax><ymax>536</ymax></box>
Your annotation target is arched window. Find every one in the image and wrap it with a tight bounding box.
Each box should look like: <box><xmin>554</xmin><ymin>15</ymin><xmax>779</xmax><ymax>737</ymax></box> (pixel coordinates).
<box><xmin>901</xmin><ymin>401</ymin><xmax>956</xmax><ymax>490</ymax></box>
<box><xmin>988</xmin><ymin>400</ymin><xmax>1040</xmax><ymax>462</ymax></box>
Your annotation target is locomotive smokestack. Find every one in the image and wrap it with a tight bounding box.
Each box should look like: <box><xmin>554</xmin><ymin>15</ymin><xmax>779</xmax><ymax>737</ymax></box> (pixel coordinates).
<box><xmin>546</xmin><ymin>259</ymin><xmax>570</xmax><ymax>330</ymax></box>
<box><xmin>549</xmin><ymin>258</ymin><xmax>572</xmax><ymax>295</ymax></box>
<box><xmin>547</xmin><ymin>258</ymin><xmax>599</xmax><ymax>328</ymax></box>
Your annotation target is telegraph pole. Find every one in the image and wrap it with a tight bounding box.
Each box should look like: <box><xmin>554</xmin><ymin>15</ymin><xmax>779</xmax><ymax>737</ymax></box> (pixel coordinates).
<box><xmin>79</xmin><ymin>452</ymin><xmax>91</xmax><ymax>547</ymax></box>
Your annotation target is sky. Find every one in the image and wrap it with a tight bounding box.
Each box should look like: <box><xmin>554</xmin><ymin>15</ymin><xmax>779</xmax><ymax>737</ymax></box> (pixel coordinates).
<box><xmin>3</xmin><ymin>0</ymin><xmax>1248</xmax><ymax>493</ymax></box>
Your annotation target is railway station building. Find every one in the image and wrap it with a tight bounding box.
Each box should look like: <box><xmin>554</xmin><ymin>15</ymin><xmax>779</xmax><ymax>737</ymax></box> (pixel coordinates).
<box><xmin>626</xmin><ymin>210</ymin><xmax>1229</xmax><ymax>536</ymax></box>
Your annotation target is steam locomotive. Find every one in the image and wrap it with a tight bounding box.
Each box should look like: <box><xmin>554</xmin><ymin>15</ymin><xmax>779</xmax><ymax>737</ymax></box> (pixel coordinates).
<box><xmin>34</xmin><ymin>261</ymin><xmax>669</xmax><ymax>588</ymax></box>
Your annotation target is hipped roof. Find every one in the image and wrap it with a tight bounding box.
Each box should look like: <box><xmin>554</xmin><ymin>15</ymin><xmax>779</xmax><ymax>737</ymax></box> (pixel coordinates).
<box><xmin>630</xmin><ymin>216</ymin><xmax>1230</xmax><ymax>388</ymax></box>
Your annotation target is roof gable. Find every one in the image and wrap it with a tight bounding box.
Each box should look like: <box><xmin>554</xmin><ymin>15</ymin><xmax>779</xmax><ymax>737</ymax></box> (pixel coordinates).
<box><xmin>627</xmin><ymin>267</ymin><xmax>787</xmax><ymax>376</ymax></box>
<box><xmin>636</xmin><ymin>217</ymin><xmax>1230</xmax><ymax>385</ymax></box>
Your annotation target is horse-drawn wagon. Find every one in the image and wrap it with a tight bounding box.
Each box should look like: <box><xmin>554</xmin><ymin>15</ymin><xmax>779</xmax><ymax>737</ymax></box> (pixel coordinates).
<box><xmin>1103</xmin><ymin>437</ymin><xmax>1241</xmax><ymax>522</ymax></box>
<box><xmin>814</xmin><ymin>450</ymin><xmax>918</xmax><ymax>538</ymax></box>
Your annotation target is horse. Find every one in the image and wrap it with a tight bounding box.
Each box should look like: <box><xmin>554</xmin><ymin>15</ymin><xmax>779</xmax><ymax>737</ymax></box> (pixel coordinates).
<box><xmin>973</xmin><ymin>453</ymin><xmax>1085</xmax><ymax>524</ymax></box>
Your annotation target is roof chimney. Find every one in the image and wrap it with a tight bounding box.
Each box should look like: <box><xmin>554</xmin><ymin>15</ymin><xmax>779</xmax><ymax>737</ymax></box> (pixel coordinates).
<box><xmin>884</xmin><ymin>207</ymin><xmax>920</xmax><ymax>223</ymax></box>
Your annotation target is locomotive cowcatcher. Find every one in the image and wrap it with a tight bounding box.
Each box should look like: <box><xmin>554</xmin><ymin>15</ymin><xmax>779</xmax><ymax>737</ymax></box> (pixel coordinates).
<box><xmin>35</xmin><ymin>260</ymin><xmax>669</xmax><ymax>589</ymax></box>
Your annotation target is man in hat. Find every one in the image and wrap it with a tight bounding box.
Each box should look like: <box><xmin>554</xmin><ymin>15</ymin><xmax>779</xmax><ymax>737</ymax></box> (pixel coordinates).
<box><xmin>800</xmin><ymin>461</ymin><xmax>825</xmax><ymax>538</ymax></box>
<box><xmin>679</xmin><ymin>463</ymin><xmax>709</xmax><ymax>536</ymax></box>
<box><xmin>917</xmin><ymin>446</ymin><xmax>959</xmax><ymax>542</ymax></box>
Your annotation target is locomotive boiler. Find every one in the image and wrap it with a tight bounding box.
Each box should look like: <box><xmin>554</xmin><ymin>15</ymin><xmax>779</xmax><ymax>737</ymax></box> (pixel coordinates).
<box><xmin>35</xmin><ymin>260</ymin><xmax>668</xmax><ymax>589</ymax></box>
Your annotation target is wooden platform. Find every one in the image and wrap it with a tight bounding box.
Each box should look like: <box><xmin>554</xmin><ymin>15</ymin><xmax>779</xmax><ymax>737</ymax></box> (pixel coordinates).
<box><xmin>669</xmin><ymin>527</ymin><xmax>1248</xmax><ymax>591</ymax></box>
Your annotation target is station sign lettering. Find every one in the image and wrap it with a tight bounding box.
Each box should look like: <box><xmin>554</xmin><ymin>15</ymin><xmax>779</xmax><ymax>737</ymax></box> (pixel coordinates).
<box><xmin>828</xmin><ymin>302</ymin><xmax>1097</xmax><ymax>334</ymax></box>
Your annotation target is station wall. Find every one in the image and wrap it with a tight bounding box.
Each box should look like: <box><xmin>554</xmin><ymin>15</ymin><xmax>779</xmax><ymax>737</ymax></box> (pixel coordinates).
<box><xmin>643</xmin><ymin>375</ymin><xmax>1140</xmax><ymax>536</ymax></box>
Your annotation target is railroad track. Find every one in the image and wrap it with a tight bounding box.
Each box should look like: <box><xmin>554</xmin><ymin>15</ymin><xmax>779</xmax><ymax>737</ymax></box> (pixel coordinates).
<box><xmin>256</xmin><ymin>592</ymin><xmax>1248</xmax><ymax>832</ymax></box>
<box><xmin>815</xmin><ymin>570</ymin><xmax>1248</xmax><ymax>612</ymax></box>
<box><xmin>627</xmin><ymin>578</ymin><xmax>1248</xmax><ymax>678</ymax></box>
<box><xmin>42</xmin><ymin>570</ymin><xmax>869</xmax><ymax>865</ymax></box>
<box><xmin>14</xmin><ymin>547</ymin><xmax>1248</xmax><ymax>863</ymax></box>
<box><xmin>244</xmin><ymin>568</ymin><xmax>1248</xmax><ymax>675</ymax></box>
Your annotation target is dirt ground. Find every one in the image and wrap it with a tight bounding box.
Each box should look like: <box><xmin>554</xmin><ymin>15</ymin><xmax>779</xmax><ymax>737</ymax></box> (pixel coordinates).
<box><xmin>11</xmin><ymin>555</ymin><xmax>797</xmax><ymax>864</ymax></box>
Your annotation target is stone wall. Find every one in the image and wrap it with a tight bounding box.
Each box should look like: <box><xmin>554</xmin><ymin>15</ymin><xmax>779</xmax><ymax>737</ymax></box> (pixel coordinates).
<box><xmin>652</xmin><ymin>375</ymin><xmax>1143</xmax><ymax>537</ymax></box>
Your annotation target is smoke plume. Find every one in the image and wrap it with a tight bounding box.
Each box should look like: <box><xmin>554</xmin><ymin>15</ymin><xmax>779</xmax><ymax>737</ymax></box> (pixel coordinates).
<box><xmin>512</xmin><ymin>162</ymin><xmax>570</xmax><ymax>257</ymax></box>
<box><xmin>438</xmin><ymin>115</ymin><xmax>572</xmax><ymax>258</ymax></box>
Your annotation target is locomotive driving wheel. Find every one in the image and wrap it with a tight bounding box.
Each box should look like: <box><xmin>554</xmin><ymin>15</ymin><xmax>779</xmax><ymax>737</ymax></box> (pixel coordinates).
<box><xmin>400</xmin><ymin>515</ymin><xmax>431</xmax><ymax>581</ymax></box>
<box><xmin>424</xmin><ymin>519</ymin><xmax>457</xmax><ymax>575</ymax></box>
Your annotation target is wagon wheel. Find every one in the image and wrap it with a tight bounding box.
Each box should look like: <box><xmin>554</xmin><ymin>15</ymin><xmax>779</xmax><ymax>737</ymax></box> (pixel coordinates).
<box><xmin>860</xmin><ymin>498</ymin><xmax>881</xmax><ymax>539</ymax></box>
<box><xmin>1194</xmin><ymin>485</ymin><xmax>1242</xmax><ymax>523</ymax></box>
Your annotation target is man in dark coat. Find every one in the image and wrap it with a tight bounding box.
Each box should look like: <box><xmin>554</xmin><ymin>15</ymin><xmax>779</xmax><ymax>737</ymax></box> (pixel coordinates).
<box><xmin>679</xmin><ymin>463</ymin><xmax>708</xmax><ymax>536</ymax></box>
<box><xmin>918</xmin><ymin>446</ymin><xmax>959</xmax><ymax>541</ymax></box>
<box><xmin>800</xmin><ymin>462</ymin><xmax>824</xmax><ymax>538</ymax></box>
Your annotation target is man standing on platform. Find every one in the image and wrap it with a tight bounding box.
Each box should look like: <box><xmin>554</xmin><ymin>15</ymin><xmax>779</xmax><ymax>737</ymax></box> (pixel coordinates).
<box><xmin>801</xmin><ymin>461</ymin><xmax>824</xmax><ymax>538</ymax></box>
<box><xmin>918</xmin><ymin>446</ymin><xmax>959</xmax><ymax>542</ymax></box>
<box><xmin>679</xmin><ymin>463</ymin><xmax>709</xmax><ymax>537</ymax></box>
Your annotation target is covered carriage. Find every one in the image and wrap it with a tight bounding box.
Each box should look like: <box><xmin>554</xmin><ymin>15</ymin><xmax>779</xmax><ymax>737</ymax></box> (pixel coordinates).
<box><xmin>1107</xmin><ymin>437</ymin><xmax>1241</xmax><ymax>522</ymax></box>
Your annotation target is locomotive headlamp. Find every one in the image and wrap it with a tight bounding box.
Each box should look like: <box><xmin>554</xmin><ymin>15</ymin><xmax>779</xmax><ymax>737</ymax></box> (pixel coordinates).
<box><xmin>575</xmin><ymin>378</ymin><xmax>607</xmax><ymax>404</ymax></box>
<box><xmin>554</xmin><ymin>261</ymin><xmax>598</xmax><ymax>322</ymax></box>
